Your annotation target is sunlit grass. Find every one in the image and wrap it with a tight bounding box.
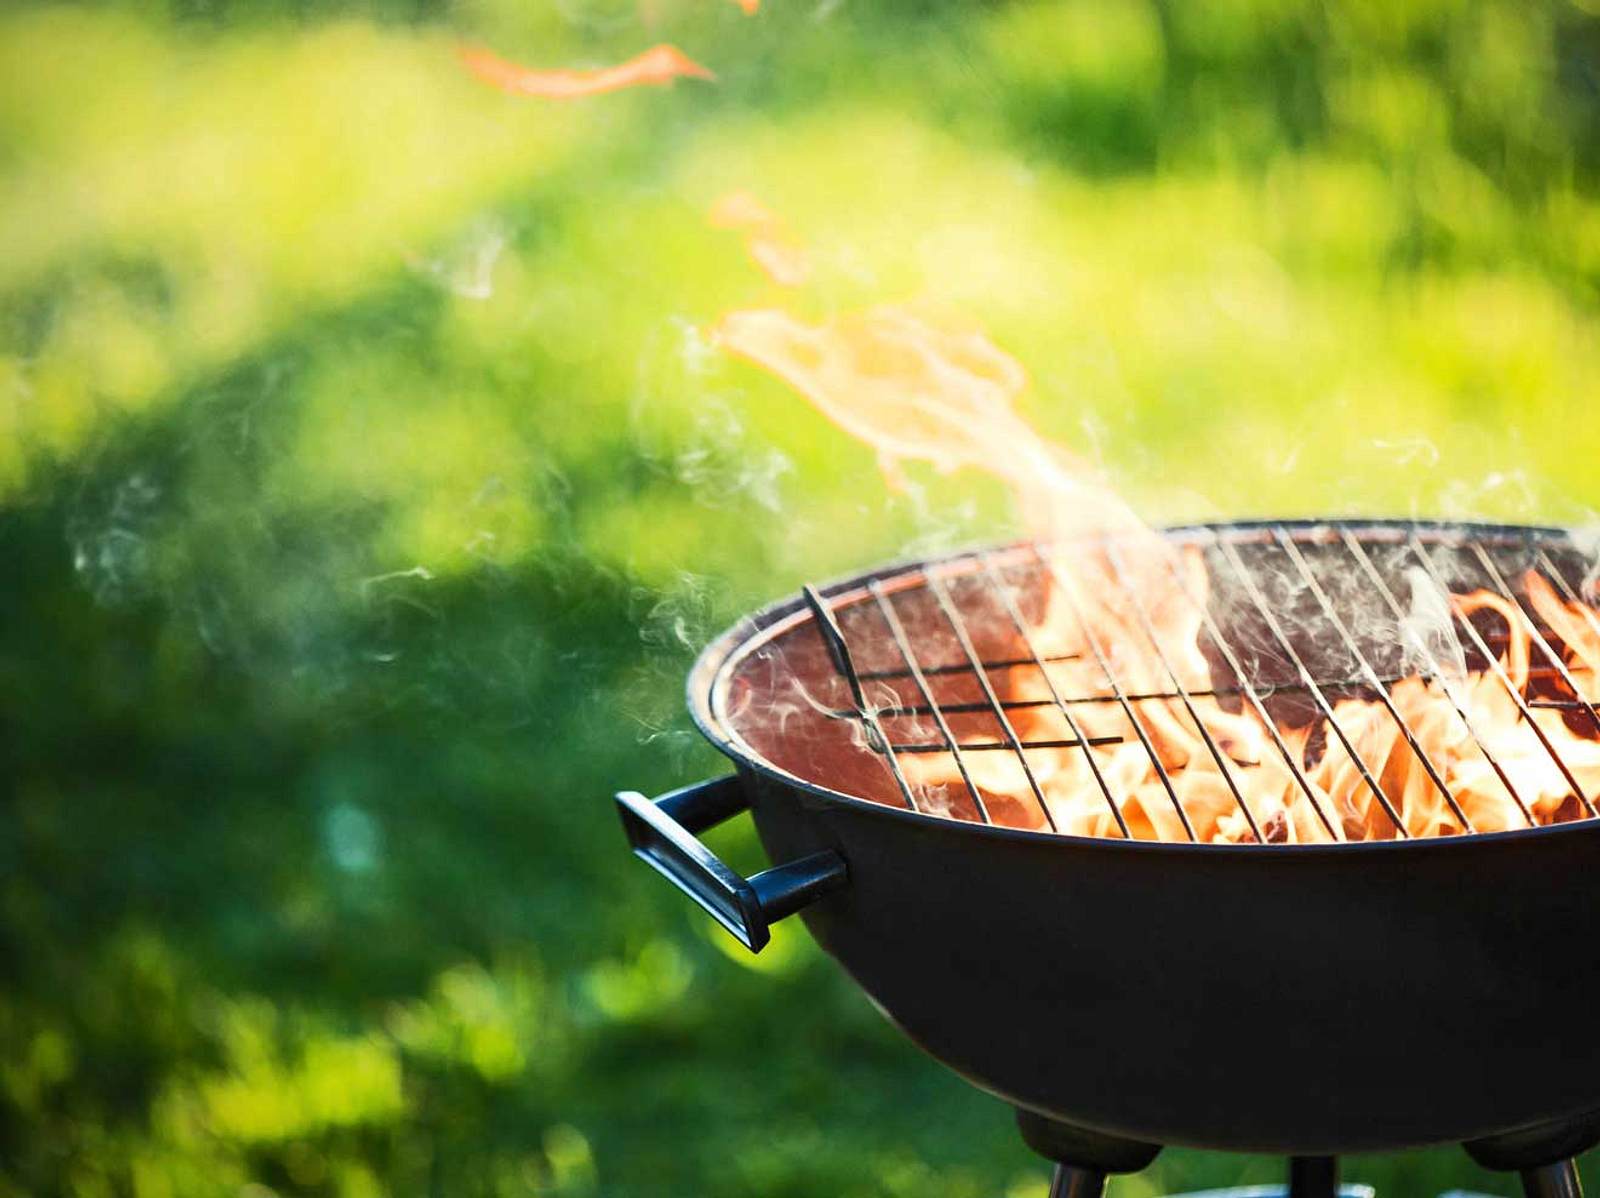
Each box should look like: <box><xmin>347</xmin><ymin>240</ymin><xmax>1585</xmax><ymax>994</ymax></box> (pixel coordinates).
<box><xmin>0</xmin><ymin>7</ymin><xmax>603</xmax><ymax>485</ymax></box>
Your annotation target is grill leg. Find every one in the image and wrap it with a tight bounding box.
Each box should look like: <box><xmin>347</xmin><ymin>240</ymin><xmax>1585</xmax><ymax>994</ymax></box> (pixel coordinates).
<box><xmin>1047</xmin><ymin>1164</ymin><xmax>1107</xmax><ymax>1198</ymax></box>
<box><xmin>1521</xmin><ymin>1161</ymin><xmax>1584</xmax><ymax>1198</ymax></box>
<box><xmin>1288</xmin><ymin>1155</ymin><xmax>1338</xmax><ymax>1198</ymax></box>
<box><xmin>1016</xmin><ymin>1110</ymin><xmax>1160</xmax><ymax>1198</ymax></box>
<box><xmin>1465</xmin><ymin>1111</ymin><xmax>1600</xmax><ymax>1198</ymax></box>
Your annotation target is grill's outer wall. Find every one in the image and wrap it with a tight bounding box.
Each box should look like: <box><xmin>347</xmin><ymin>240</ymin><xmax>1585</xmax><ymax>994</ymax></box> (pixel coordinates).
<box><xmin>689</xmin><ymin>523</ymin><xmax>1600</xmax><ymax>1155</ymax></box>
<box><xmin>740</xmin><ymin>760</ymin><xmax>1600</xmax><ymax>1154</ymax></box>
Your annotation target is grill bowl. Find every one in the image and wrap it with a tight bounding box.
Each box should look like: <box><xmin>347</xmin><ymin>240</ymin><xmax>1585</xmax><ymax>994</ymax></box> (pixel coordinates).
<box><xmin>639</xmin><ymin>521</ymin><xmax>1600</xmax><ymax>1154</ymax></box>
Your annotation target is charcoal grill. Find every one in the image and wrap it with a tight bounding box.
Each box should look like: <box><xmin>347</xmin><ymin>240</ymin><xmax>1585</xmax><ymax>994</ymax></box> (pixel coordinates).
<box><xmin>615</xmin><ymin>520</ymin><xmax>1600</xmax><ymax>1198</ymax></box>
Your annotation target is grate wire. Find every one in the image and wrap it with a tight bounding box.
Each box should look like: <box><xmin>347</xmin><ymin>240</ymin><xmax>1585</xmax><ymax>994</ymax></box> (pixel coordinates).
<box><xmin>790</xmin><ymin>525</ymin><xmax>1600</xmax><ymax>842</ymax></box>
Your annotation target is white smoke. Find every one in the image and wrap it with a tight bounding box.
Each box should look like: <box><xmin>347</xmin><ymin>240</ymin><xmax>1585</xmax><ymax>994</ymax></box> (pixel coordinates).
<box><xmin>1398</xmin><ymin>564</ymin><xmax>1468</xmax><ymax>692</ymax></box>
<box><xmin>1439</xmin><ymin>469</ymin><xmax>1540</xmax><ymax>521</ymax></box>
<box><xmin>1566</xmin><ymin>518</ymin><xmax>1600</xmax><ymax>602</ymax></box>
<box><xmin>1371</xmin><ymin>436</ymin><xmax>1440</xmax><ymax>467</ymax></box>
<box><xmin>69</xmin><ymin>471</ymin><xmax>162</xmax><ymax>606</ymax></box>
<box><xmin>410</xmin><ymin>218</ymin><xmax>507</xmax><ymax>301</ymax></box>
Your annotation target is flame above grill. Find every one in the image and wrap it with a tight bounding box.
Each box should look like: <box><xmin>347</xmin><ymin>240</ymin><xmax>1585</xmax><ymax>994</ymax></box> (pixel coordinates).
<box><xmin>713</xmin><ymin>297</ymin><xmax>1600</xmax><ymax>843</ymax></box>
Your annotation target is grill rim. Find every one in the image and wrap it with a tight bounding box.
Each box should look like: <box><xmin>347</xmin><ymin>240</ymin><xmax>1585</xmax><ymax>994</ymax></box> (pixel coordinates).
<box><xmin>689</xmin><ymin>517</ymin><xmax>1600</xmax><ymax>856</ymax></box>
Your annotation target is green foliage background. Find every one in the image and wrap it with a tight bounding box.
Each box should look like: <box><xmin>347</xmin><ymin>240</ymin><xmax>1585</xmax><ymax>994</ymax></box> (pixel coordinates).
<box><xmin>3</xmin><ymin>0</ymin><xmax>1600</xmax><ymax>1193</ymax></box>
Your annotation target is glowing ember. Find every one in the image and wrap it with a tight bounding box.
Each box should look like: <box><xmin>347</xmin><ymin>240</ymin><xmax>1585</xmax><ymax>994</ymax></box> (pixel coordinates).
<box><xmin>458</xmin><ymin>44</ymin><xmax>714</xmax><ymax>99</ymax></box>
<box><xmin>717</xmin><ymin>305</ymin><xmax>1600</xmax><ymax>843</ymax></box>
<box><xmin>708</xmin><ymin>192</ymin><xmax>809</xmax><ymax>287</ymax></box>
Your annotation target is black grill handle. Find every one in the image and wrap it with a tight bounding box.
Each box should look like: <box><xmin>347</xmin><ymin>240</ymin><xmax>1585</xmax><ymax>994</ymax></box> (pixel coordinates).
<box><xmin>615</xmin><ymin>776</ymin><xmax>848</xmax><ymax>953</ymax></box>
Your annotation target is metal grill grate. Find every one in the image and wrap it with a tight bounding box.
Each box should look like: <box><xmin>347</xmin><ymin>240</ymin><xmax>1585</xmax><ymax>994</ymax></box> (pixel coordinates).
<box><xmin>793</xmin><ymin>523</ymin><xmax>1600</xmax><ymax>842</ymax></box>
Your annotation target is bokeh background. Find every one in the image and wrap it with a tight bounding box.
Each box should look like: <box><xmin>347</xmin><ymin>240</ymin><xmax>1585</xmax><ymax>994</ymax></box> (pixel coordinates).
<box><xmin>5</xmin><ymin>0</ymin><xmax>1600</xmax><ymax>1194</ymax></box>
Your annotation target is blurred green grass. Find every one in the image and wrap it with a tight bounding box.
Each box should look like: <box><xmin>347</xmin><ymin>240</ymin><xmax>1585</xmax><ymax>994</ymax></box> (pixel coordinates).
<box><xmin>4</xmin><ymin>0</ymin><xmax>1600</xmax><ymax>1194</ymax></box>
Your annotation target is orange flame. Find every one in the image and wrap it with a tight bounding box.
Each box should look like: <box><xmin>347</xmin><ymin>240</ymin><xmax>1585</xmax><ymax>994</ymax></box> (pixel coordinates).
<box><xmin>458</xmin><ymin>44</ymin><xmax>714</xmax><ymax>99</ymax></box>
<box><xmin>708</xmin><ymin>192</ymin><xmax>810</xmax><ymax>288</ymax></box>
<box><xmin>715</xmin><ymin>307</ymin><xmax>1143</xmax><ymax>541</ymax></box>
<box><xmin>716</xmin><ymin>299</ymin><xmax>1600</xmax><ymax>843</ymax></box>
